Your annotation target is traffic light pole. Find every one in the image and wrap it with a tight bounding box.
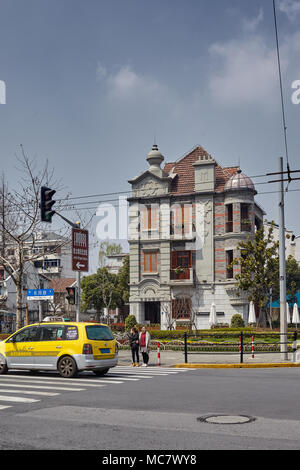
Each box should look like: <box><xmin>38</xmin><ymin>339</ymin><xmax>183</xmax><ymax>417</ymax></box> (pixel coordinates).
<box><xmin>52</xmin><ymin>212</ymin><xmax>82</xmax><ymax>321</ymax></box>
<box><xmin>75</xmin><ymin>221</ymin><xmax>81</xmax><ymax>323</ymax></box>
<box><xmin>76</xmin><ymin>270</ymin><xmax>81</xmax><ymax>323</ymax></box>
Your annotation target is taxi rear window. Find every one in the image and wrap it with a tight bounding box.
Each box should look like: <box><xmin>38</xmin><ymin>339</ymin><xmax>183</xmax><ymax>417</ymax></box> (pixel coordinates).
<box><xmin>85</xmin><ymin>325</ymin><xmax>114</xmax><ymax>341</ymax></box>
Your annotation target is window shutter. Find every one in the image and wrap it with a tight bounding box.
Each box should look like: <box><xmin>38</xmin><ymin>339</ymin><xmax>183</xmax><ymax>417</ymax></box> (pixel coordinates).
<box><xmin>189</xmin><ymin>251</ymin><xmax>192</xmax><ymax>268</ymax></box>
<box><xmin>151</xmin><ymin>206</ymin><xmax>159</xmax><ymax>230</ymax></box>
<box><xmin>140</xmin><ymin>207</ymin><xmax>147</xmax><ymax>230</ymax></box>
<box><xmin>171</xmin><ymin>251</ymin><xmax>178</xmax><ymax>269</ymax></box>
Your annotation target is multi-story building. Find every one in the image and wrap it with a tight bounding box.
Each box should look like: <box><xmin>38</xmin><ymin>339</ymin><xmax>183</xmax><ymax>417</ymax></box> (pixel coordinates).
<box><xmin>105</xmin><ymin>253</ymin><xmax>128</xmax><ymax>275</ymax></box>
<box><xmin>128</xmin><ymin>144</ymin><xmax>264</xmax><ymax>329</ymax></box>
<box><xmin>264</xmin><ymin>221</ymin><xmax>300</xmax><ymax>265</ymax></box>
<box><xmin>29</xmin><ymin>231</ymin><xmax>73</xmax><ymax>279</ymax></box>
<box><xmin>0</xmin><ymin>230</ymin><xmax>74</xmax><ymax>326</ymax></box>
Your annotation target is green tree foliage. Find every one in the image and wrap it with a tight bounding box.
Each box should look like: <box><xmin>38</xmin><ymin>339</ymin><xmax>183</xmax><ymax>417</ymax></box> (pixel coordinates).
<box><xmin>81</xmin><ymin>255</ymin><xmax>129</xmax><ymax>320</ymax></box>
<box><xmin>81</xmin><ymin>268</ymin><xmax>121</xmax><ymax>314</ymax></box>
<box><xmin>272</xmin><ymin>255</ymin><xmax>300</xmax><ymax>305</ymax></box>
<box><xmin>98</xmin><ymin>241</ymin><xmax>121</xmax><ymax>268</ymax></box>
<box><xmin>230</xmin><ymin>314</ymin><xmax>245</xmax><ymax>328</ymax></box>
<box><xmin>117</xmin><ymin>255</ymin><xmax>129</xmax><ymax>304</ymax></box>
<box><xmin>230</xmin><ymin>224</ymin><xmax>279</xmax><ymax>327</ymax></box>
<box><xmin>125</xmin><ymin>315</ymin><xmax>137</xmax><ymax>331</ymax></box>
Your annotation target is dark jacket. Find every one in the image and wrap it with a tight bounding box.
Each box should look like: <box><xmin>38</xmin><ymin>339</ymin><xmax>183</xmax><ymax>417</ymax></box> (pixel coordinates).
<box><xmin>128</xmin><ymin>332</ymin><xmax>139</xmax><ymax>349</ymax></box>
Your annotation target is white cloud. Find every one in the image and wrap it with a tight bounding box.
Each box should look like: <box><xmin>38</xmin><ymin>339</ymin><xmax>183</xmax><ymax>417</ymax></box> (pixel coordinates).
<box><xmin>95</xmin><ymin>62</ymin><xmax>186</xmax><ymax>124</ymax></box>
<box><xmin>207</xmin><ymin>17</ymin><xmax>300</xmax><ymax>110</ymax></box>
<box><xmin>106</xmin><ymin>65</ymin><xmax>162</xmax><ymax>100</ymax></box>
<box><xmin>96</xmin><ymin>62</ymin><xmax>107</xmax><ymax>81</ymax></box>
<box><xmin>278</xmin><ymin>0</ymin><xmax>300</xmax><ymax>22</ymax></box>
<box><xmin>242</xmin><ymin>7</ymin><xmax>264</xmax><ymax>33</ymax></box>
<box><xmin>208</xmin><ymin>36</ymin><xmax>278</xmax><ymax>108</ymax></box>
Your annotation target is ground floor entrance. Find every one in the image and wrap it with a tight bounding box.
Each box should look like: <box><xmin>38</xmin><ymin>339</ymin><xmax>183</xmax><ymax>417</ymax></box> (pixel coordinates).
<box><xmin>144</xmin><ymin>301</ymin><xmax>161</xmax><ymax>325</ymax></box>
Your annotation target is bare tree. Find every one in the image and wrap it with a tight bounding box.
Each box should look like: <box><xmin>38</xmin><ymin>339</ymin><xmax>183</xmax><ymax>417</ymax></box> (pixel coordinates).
<box><xmin>162</xmin><ymin>301</ymin><xmax>176</xmax><ymax>331</ymax></box>
<box><xmin>167</xmin><ymin>289</ymin><xmax>200</xmax><ymax>333</ymax></box>
<box><xmin>0</xmin><ymin>146</ymin><xmax>70</xmax><ymax>330</ymax></box>
<box><xmin>170</xmin><ymin>295</ymin><xmax>193</xmax><ymax>331</ymax></box>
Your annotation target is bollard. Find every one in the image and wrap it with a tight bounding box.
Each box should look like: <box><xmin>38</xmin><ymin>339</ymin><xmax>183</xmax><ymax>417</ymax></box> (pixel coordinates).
<box><xmin>184</xmin><ymin>332</ymin><xmax>188</xmax><ymax>364</ymax></box>
<box><xmin>252</xmin><ymin>336</ymin><xmax>255</xmax><ymax>359</ymax></box>
<box><xmin>293</xmin><ymin>331</ymin><xmax>297</xmax><ymax>363</ymax></box>
<box><xmin>240</xmin><ymin>332</ymin><xmax>244</xmax><ymax>364</ymax></box>
<box><xmin>157</xmin><ymin>342</ymin><xmax>161</xmax><ymax>367</ymax></box>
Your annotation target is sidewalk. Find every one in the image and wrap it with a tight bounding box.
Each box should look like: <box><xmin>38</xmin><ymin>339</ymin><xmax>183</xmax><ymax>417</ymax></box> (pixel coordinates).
<box><xmin>117</xmin><ymin>349</ymin><xmax>300</xmax><ymax>368</ymax></box>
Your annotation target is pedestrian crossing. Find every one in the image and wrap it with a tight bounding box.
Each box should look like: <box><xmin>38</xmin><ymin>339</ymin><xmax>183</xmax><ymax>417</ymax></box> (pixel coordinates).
<box><xmin>0</xmin><ymin>365</ymin><xmax>193</xmax><ymax>411</ymax></box>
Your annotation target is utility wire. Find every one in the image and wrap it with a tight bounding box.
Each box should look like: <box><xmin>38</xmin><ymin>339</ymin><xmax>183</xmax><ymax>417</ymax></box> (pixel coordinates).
<box><xmin>273</xmin><ymin>0</ymin><xmax>291</xmax><ymax>188</ymax></box>
<box><xmin>54</xmin><ymin>171</ymin><xmax>279</xmax><ymax>203</ymax></box>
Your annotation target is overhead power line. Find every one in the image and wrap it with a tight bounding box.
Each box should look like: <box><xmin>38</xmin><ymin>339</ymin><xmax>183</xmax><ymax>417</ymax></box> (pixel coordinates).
<box><xmin>273</xmin><ymin>0</ymin><xmax>291</xmax><ymax>186</ymax></box>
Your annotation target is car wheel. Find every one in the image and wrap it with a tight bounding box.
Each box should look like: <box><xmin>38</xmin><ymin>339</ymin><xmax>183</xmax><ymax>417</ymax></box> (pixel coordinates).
<box><xmin>0</xmin><ymin>356</ymin><xmax>8</xmax><ymax>375</ymax></box>
<box><xmin>58</xmin><ymin>356</ymin><xmax>78</xmax><ymax>378</ymax></box>
<box><xmin>93</xmin><ymin>368</ymin><xmax>109</xmax><ymax>376</ymax></box>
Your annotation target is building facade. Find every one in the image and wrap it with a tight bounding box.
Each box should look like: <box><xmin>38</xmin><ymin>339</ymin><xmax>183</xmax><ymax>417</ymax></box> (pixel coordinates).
<box><xmin>128</xmin><ymin>144</ymin><xmax>264</xmax><ymax>329</ymax></box>
<box><xmin>29</xmin><ymin>231</ymin><xmax>73</xmax><ymax>279</ymax></box>
<box><xmin>106</xmin><ymin>253</ymin><xmax>128</xmax><ymax>275</ymax></box>
<box><xmin>0</xmin><ymin>230</ymin><xmax>74</xmax><ymax>326</ymax></box>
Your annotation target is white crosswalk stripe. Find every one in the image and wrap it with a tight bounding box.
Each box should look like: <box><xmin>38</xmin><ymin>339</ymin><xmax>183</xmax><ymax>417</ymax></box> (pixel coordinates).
<box><xmin>0</xmin><ymin>364</ymin><xmax>193</xmax><ymax>411</ymax></box>
<box><xmin>0</xmin><ymin>382</ymin><xmax>86</xmax><ymax>392</ymax></box>
<box><xmin>0</xmin><ymin>377</ymin><xmax>119</xmax><ymax>386</ymax></box>
<box><xmin>0</xmin><ymin>388</ymin><xmax>59</xmax><ymax>396</ymax></box>
<box><xmin>0</xmin><ymin>405</ymin><xmax>12</xmax><ymax>410</ymax></box>
<box><xmin>0</xmin><ymin>394</ymin><xmax>39</xmax><ymax>403</ymax></box>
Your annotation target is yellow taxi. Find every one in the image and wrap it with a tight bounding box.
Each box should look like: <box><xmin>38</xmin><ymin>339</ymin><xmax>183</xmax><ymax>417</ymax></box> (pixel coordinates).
<box><xmin>0</xmin><ymin>322</ymin><xmax>118</xmax><ymax>378</ymax></box>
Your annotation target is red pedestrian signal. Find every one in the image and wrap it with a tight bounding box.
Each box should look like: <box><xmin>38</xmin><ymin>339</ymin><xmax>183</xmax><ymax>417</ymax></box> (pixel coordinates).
<box><xmin>66</xmin><ymin>287</ymin><xmax>77</xmax><ymax>305</ymax></box>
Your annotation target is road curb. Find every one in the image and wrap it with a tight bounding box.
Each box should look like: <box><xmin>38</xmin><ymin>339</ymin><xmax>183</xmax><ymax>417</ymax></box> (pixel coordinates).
<box><xmin>173</xmin><ymin>363</ymin><xmax>300</xmax><ymax>369</ymax></box>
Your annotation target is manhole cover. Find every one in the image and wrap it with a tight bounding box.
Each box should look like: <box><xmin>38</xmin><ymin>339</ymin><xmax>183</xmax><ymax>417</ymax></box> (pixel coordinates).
<box><xmin>197</xmin><ymin>415</ymin><xmax>255</xmax><ymax>425</ymax></box>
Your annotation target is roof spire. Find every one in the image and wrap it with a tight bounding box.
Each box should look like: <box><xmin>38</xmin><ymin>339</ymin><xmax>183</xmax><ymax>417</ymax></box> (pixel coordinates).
<box><xmin>146</xmin><ymin>143</ymin><xmax>164</xmax><ymax>175</ymax></box>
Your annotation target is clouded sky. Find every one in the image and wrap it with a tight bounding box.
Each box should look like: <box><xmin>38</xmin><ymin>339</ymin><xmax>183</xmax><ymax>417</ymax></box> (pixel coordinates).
<box><xmin>0</xmin><ymin>0</ymin><xmax>300</xmax><ymax>271</ymax></box>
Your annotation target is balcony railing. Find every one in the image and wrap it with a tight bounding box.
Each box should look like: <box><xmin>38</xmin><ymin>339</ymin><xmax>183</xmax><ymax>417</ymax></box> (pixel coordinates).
<box><xmin>226</xmin><ymin>220</ymin><xmax>252</xmax><ymax>233</ymax></box>
<box><xmin>170</xmin><ymin>268</ymin><xmax>190</xmax><ymax>280</ymax></box>
<box><xmin>241</xmin><ymin>220</ymin><xmax>252</xmax><ymax>232</ymax></box>
<box><xmin>170</xmin><ymin>268</ymin><xmax>194</xmax><ymax>285</ymax></box>
<box><xmin>170</xmin><ymin>224</ymin><xmax>195</xmax><ymax>237</ymax></box>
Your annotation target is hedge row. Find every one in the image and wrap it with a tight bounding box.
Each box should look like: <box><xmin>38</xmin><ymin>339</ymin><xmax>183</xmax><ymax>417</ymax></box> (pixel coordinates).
<box><xmin>145</xmin><ymin>328</ymin><xmax>296</xmax><ymax>340</ymax></box>
<box><xmin>117</xmin><ymin>344</ymin><xmax>292</xmax><ymax>352</ymax></box>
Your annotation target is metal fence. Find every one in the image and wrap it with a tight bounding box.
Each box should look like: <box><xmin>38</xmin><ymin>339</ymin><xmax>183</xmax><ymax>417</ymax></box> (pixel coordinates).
<box><xmin>183</xmin><ymin>331</ymin><xmax>299</xmax><ymax>364</ymax></box>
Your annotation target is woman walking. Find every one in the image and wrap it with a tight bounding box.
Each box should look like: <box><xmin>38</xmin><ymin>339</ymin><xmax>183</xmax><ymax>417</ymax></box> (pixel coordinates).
<box><xmin>128</xmin><ymin>327</ymin><xmax>140</xmax><ymax>367</ymax></box>
<box><xmin>139</xmin><ymin>326</ymin><xmax>151</xmax><ymax>367</ymax></box>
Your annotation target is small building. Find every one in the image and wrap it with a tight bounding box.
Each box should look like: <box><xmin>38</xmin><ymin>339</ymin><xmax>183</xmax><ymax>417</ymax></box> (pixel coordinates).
<box><xmin>105</xmin><ymin>253</ymin><xmax>128</xmax><ymax>275</ymax></box>
<box><xmin>48</xmin><ymin>278</ymin><xmax>76</xmax><ymax>319</ymax></box>
<box><xmin>128</xmin><ymin>144</ymin><xmax>264</xmax><ymax>329</ymax></box>
<box><xmin>264</xmin><ymin>221</ymin><xmax>300</xmax><ymax>265</ymax></box>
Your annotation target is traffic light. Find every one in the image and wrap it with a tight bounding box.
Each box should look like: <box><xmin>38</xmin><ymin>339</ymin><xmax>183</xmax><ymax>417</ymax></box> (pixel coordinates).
<box><xmin>40</xmin><ymin>186</ymin><xmax>56</xmax><ymax>223</ymax></box>
<box><xmin>66</xmin><ymin>287</ymin><xmax>77</xmax><ymax>305</ymax></box>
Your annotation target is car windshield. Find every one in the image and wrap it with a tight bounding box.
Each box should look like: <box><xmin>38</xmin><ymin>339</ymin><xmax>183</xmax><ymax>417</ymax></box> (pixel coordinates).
<box><xmin>85</xmin><ymin>325</ymin><xmax>114</xmax><ymax>341</ymax></box>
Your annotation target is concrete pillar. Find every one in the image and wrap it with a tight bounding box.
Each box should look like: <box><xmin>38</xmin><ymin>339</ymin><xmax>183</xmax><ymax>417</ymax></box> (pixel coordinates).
<box><xmin>130</xmin><ymin>302</ymin><xmax>144</xmax><ymax>325</ymax></box>
<box><xmin>160</xmin><ymin>301</ymin><xmax>172</xmax><ymax>330</ymax></box>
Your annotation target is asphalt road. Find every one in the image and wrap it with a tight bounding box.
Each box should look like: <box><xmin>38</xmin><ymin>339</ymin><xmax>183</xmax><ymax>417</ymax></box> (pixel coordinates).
<box><xmin>0</xmin><ymin>366</ymin><xmax>300</xmax><ymax>452</ymax></box>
